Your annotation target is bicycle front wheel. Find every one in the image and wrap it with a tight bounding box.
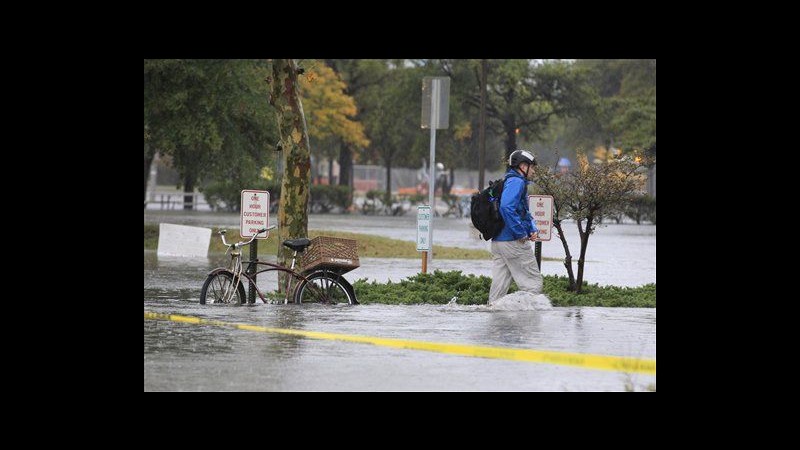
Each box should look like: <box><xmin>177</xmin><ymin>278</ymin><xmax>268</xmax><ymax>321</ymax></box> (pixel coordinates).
<box><xmin>200</xmin><ymin>270</ymin><xmax>246</xmax><ymax>305</ymax></box>
<box><xmin>293</xmin><ymin>271</ymin><xmax>357</xmax><ymax>305</ymax></box>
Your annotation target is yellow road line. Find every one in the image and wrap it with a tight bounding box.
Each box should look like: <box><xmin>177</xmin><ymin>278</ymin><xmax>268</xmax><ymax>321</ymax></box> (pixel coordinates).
<box><xmin>144</xmin><ymin>311</ymin><xmax>655</xmax><ymax>375</ymax></box>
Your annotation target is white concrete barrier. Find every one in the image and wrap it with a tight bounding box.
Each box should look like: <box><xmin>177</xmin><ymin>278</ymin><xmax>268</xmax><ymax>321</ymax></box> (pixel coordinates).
<box><xmin>157</xmin><ymin>223</ymin><xmax>211</xmax><ymax>258</ymax></box>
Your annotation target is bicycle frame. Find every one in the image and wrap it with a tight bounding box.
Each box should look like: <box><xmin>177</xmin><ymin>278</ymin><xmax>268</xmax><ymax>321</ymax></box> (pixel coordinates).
<box><xmin>207</xmin><ymin>259</ymin><xmax>313</xmax><ymax>304</ymax></box>
<box><xmin>203</xmin><ymin>225</ymin><xmax>357</xmax><ymax>305</ymax></box>
<box><xmin>216</xmin><ymin>236</ymin><xmax>315</xmax><ymax>304</ymax></box>
<box><xmin>212</xmin><ymin>225</ymin><xmax>337</xmax><ymax>304</ymax></box>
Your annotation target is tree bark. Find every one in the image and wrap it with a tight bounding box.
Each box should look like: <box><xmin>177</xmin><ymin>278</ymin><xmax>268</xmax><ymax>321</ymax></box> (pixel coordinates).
<box><xmin>338</xmin><ymin>142</ymin><xmax>353</xmax><ymax>212</ymax></box>
<box><xmin>575</xmin><ymin>217</ymin><xmax>592</xmax><ymax>293</ymax></box>
<box><xmin>328</xmin><ymin>157</ymin><xmax>334</xmax><ymax>185</ymax></box>
<box><xmin>338</xmin><ymin>142</ymin><xmax>352</xmax><ymax>186</ymax></box>
<box><xmin>553</xmin><ymin>218</ymin><xmax>576</xmax><ymax>290</ymax></box>
<box><xmin>504</xmin><ymin>122</ymin><xmax>517</xmax><ymax>156</ymax></box>
<box><xmin>269</xmin><ymin>59</ymin><xmax>312</xmax><ymax>279</ymax></box>
<box><xmin>183</xmin><ymin>174</ymin><xmax>195</xmax><ymax>210</ymax></box>
<box><xmin>385</xmin><ymin>156</ymin><xmax>392</xmax><ymax>207</ymax></box>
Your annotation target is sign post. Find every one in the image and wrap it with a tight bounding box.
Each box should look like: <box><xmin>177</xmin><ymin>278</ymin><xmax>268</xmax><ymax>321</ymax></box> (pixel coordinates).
<box><xmin>421</xmin><ymin>76</ymin><xmax>450</xmax><ymax>267</ymax></box>
<box><xmin>241</xmin><ymin>190</ymin><xmax>270</xmax><ymax>303</ymax></box>
<box><xmin>417</xmin><ymin>205</ymin><xmax>431</xmax><ymax>273</ymax></box>
<box><xmin>528</xmin><ymin>195</ymin><xmax>554</xmax><ymax>270</ymax></box>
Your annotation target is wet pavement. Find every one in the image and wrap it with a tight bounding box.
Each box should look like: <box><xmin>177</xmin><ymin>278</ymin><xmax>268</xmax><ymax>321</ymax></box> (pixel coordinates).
<box><xmin>145</xmin><ymin>251</ymin><xmax>656</xmax><ymax>391</ymax></box>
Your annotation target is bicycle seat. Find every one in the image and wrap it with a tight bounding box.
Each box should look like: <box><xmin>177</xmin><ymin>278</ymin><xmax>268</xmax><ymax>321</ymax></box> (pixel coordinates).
<box><xmin>282</xmin><ymin>238</ymin><xmax>311</xmax><ymax>252</ymax></box>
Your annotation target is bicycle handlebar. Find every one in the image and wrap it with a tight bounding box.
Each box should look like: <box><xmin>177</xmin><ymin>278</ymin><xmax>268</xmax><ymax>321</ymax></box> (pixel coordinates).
<box><xmin>219</xmin><ymin>224</ymin><xmax>277</xmax><ymax>249</ymax></box>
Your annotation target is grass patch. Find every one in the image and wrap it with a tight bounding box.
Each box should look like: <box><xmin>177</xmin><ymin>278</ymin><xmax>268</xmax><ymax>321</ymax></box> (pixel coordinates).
<box><xmin>354</xmin><ymin>270</ymin><xmax>655</xmax><ymax>307</ymax></box>
<box><xmin>144</xmin><ymin>223</ymin><xmax>492</xmax><ymax>260</ymax></box>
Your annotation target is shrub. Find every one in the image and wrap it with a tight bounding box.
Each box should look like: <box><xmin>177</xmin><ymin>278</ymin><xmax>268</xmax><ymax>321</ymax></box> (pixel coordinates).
<box><xmin>203</xmin><ymin>179</ymin><xmax>280</xmax><ymax>213</ymax></box>
<box><xmin>408</xmin><ymin>193</ymin><xmax>426</xmax><ymax>204</ymax></box>
<box><xmin>311</xmin><ymin>185</ymin><xmax>352</xmax><ymax>213</ymax></box>
<box><xmin>353</xmin><ymin>270</ymin><xmax>655</xmax><ymax>307</ymax></box>
<box><xmin>624</xmin><ymin>194</ymin><xmax>656</xmax><ymax>225</ymax></box>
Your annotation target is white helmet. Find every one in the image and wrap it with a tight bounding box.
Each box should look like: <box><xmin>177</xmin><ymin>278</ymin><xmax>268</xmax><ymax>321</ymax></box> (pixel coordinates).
<box><xmin>508</xmin><ymin>149</ymin><xmax>536</xmax><ymax>167</ymax></box>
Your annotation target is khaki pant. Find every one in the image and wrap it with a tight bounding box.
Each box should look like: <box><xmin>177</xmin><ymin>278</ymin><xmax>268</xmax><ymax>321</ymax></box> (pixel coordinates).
<box><xmin>489</xmin><ymin>240</ymin><xmax>543</xmax><ymax>304</ymax></box>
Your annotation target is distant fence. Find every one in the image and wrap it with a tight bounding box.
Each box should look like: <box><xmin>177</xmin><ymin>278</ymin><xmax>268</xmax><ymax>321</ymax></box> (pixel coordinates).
<box><xmin>146</xmin><ymin>191</ymin><xmax>211</xmax><ymax>210</ymax></box>
<box><xmin>353</xmin><ymin>165</ymin><xmax>505</xmax><ymax>193</ymax></box>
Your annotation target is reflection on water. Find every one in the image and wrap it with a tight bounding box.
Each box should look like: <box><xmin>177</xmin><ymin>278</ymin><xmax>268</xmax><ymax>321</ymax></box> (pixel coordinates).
<box><xmin>485</xmin><ymin>311</ymin><xmax>543</xmax><ymax>345</ymax></box>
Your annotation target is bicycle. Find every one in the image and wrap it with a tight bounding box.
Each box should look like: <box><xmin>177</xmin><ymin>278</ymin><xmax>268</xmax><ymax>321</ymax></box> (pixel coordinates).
<box><xmin>199</xmin><ymin>224</ymin><xmax>358</xmax><ymax>305</ymax></box>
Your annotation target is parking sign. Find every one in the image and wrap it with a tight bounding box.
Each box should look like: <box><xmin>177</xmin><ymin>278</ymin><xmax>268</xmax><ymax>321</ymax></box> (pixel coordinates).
<box><xmin>528</xmin><ymin>195</ymin><xmax>554</xmax><ymax>241</ymax></box>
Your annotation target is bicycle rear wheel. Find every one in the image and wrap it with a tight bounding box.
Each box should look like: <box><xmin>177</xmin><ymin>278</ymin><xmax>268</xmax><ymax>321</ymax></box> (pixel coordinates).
<box><xmin>293</xmin><ymin>271</ymin><xmax>357</xmax><ymax>305</ymax></box>
<box><xmin>200</xmin><ymin>271</ymin><xmax>246</xmax><ymax>305</ymax></box>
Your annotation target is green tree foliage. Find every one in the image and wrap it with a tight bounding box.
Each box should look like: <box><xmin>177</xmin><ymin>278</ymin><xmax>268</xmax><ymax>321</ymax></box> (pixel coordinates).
<box><xmin>331</xmin><ymin>59</ymin><xmax>463</xmax><ymax>195</ymax></box>
<box><xmin>299</xmin><ymin>60</ymin><xmax>369</xmax><ymax>186</ymax></box>
<box><xmin>144</xmin><ymin>59</ymin><xmax>277</xmax><ymax>209</ymax></box>
<box><xmin>463</xmin><ymin>60</ymin><xmax>590</xmax><ymax>157</ymax></box>
<box><xmin>322</xmin><ymin>59</ymin><xmax>390</xmax><ymax>201</ymax></box>
<box><xmin>423</xmin><ymin>59</ymin><xmax>591</xmax><ymax>178</ymax></box>
<box><xmin>319</xmin><ymin>60</ymin><xmax>592</xmax><ymax>191</ymax></box>
<box><xmin>570</xmin><ymin>59</ymin><xmax>656</xmax><ymax>155</ymax></box>
<box><xmin>359</xmin><ymin>61</ymin><xmax>428</xmax><ymax>199</ymax></box>
<box><xmin>425</xmin><ymin>59</ymin><xmax>484</xmax><ymax>177</ymax></box>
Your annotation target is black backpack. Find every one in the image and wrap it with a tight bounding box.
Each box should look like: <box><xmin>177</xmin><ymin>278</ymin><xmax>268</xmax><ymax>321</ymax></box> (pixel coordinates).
<box><xmin>470</xmin><ymin>175</ymin><xmax>509</xmax><ymax>241</ymax></box>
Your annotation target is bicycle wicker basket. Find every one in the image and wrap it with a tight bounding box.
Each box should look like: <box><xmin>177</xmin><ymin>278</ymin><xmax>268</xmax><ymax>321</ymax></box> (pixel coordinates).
<box><xmin>302</xmin><ymin>236</ymin><xmax>360</xmax><ymax>274</ymax></box>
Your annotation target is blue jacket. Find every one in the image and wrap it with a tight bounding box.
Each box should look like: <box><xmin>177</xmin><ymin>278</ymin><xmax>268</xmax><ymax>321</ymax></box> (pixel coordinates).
<box><xmin>493</xmin><ymin>168</ymin><xmax>538</xmax><ymax>241</ymax></box>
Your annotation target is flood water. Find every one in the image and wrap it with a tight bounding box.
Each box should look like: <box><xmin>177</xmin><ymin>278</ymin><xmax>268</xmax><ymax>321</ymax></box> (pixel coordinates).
<box><xmin>145</xmin><ymin>250</ymin><xmax>656</xmax><ymax>391</ymax></box>
<box><xmin>145</xmin><ymin>211</ymin><xmax>656</xmax><ymax>287</ymax></box>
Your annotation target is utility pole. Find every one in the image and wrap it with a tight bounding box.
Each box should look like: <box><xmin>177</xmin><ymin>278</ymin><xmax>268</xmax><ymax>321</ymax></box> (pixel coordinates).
<box><xmin>421</xmin><ymin>77</ymin><xmax>450</xmax><ymax>267</ymax></box>
<box><xmin>478</xmin><ymin>59</ymin><xmax>487</xmax><ymax>189</ymax></box>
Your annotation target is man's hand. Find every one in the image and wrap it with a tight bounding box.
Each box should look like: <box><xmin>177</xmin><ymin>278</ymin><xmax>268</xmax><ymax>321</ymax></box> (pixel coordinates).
<box><xmin>529</xmin><ymin>232</ymin><xmax>539</xmax><ymax>241</ymax></box>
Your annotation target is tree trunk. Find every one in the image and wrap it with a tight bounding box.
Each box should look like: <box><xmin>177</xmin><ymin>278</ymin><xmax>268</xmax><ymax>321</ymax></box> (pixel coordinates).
<box><xmin>183</xmin><ymin>174</ymin><xmax>195</xmax><ymax>210</ymax></box>
<box><xmin>478</xmin><ymin>59</ymin><xmax>487</xmax><ymax>189</ymax></box>
<box><xmin>504</xmin><ymin>122</ymin><xmax>517</xmax><ymax>156</ymax></box>
<box><xmin>446</xmin><ymin>167</ymin><xmax>455</xmax><ymax>196</ymax></box>
<box><xmin>144</xmin><ymin>153</ymin><xmax>154</xmax><ymax>209</ymax></box>
<box><xmin>269</xmin><ymin>59</ymin><xmax>312</xmax><ymax>282</ymax></box>
<box><xmin>553</xmin><ymin>218</ymin><xmax>576</xmax><ymax>290</ymax></box>
<box><xmin>338</xmin><ymin>142</ymin><xmax>353</xmax><ymax>212</ymax></box>
<box><xmin>575</xmin><ymin>217</ymin><xmax>592</xmax><ymax>293</ymax></box>
<box><xmin>385</xmin><ymin>157</ymin><xmax>392</xmax><ymax>208</ymax></box>
<box><xmin>328</xmin><ymin>157</ymin><xmax>334</xmax><ymax>185</ymax></box>
<box><xmin>338</xmin><ymin>142</ymin><xmax>352</xmax><ymax>186</ymax></box>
